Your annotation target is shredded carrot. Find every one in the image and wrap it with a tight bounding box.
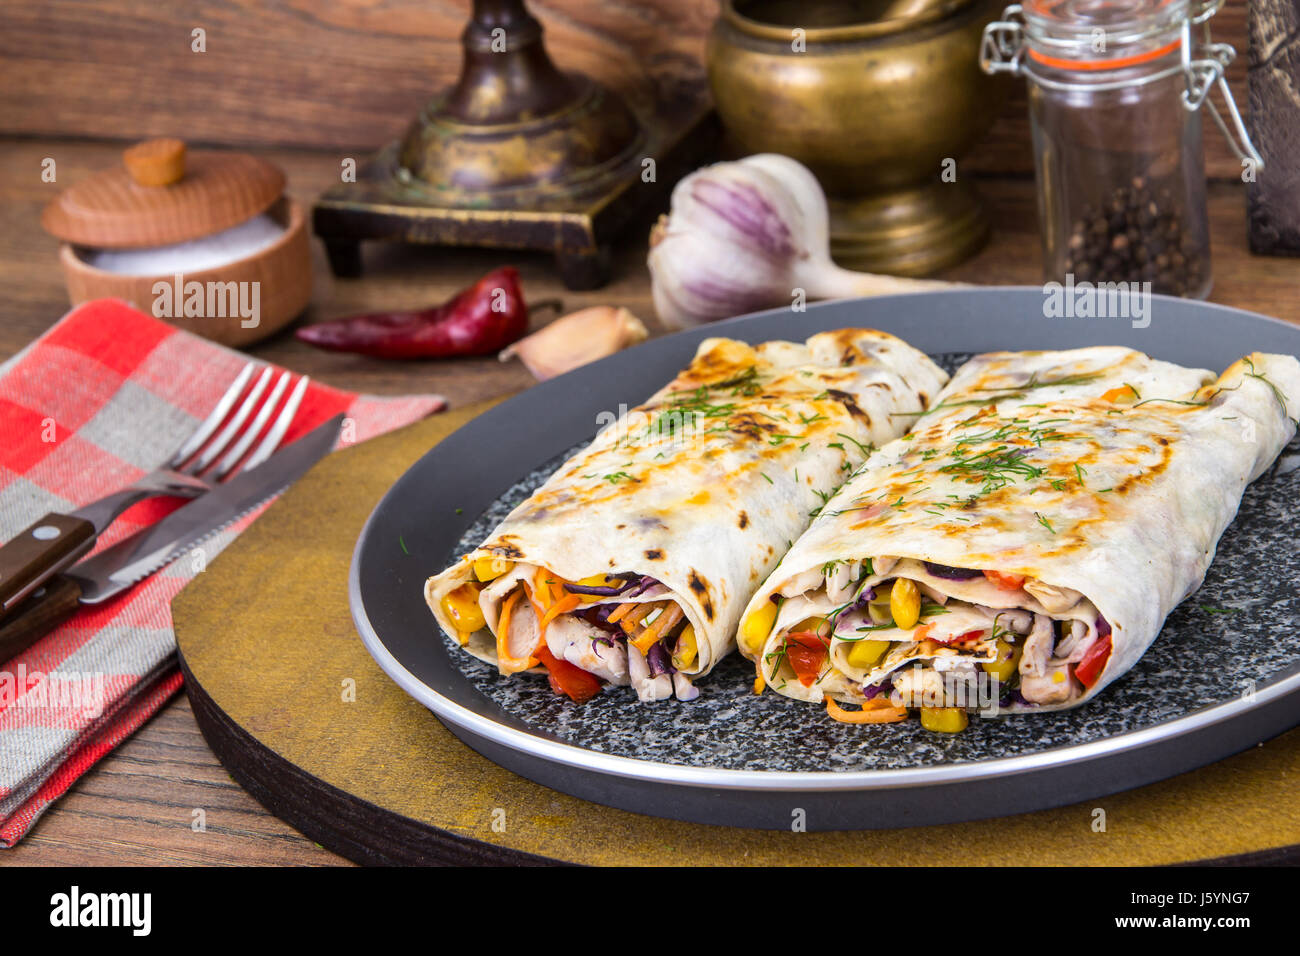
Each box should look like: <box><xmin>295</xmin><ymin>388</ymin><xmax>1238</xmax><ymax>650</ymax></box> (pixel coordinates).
<box><xmin>606</xmin><ymin>602</ymin><xmax>635</xmax><ymax>624</ymax></box>
<box><xmin>631</xmin><ymin>604</ymin><xmax>683</xmax><ymax>653</ymax></box>
<box><xmin>825</xmin><ymin>695</ymin><xmax>908</xmax><ymax>724</ymax></box>
<box><xmin>539</xmin><ymin>593</ymin><xmax>582</xmax><ymax>633</ymax></box>
<box><xmin>619</xmin><ymin>604</ymin><xmax>656</xmax><ymax>636</ymax></box>
<box><xmin>495</xmin><ymin>591</ymin><xmax>535</xmax><ymax>674</ymax></box>
<box><xmin>533</xmin><ymin>569</ymin><xmax>552</xmax><ymax>609</ymax></box>
<box><xmin>913</xmin><ymin>623</ymin><xmax>936</xmax><ymax>642</ymax></box>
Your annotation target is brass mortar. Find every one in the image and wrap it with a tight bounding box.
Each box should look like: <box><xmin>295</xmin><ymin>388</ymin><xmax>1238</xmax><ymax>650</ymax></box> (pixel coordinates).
<box><xmin>708</xmin><ymin>0</ymin><xmax>1010</xmax><ymax>275</ymax></box>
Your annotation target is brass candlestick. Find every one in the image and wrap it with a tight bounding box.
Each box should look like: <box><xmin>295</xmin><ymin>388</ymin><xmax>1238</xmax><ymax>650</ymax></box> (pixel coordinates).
<box><xmin>314</xmin><ymin>0</ymin><xmax>714</xmax><ymax>289</ymax></box>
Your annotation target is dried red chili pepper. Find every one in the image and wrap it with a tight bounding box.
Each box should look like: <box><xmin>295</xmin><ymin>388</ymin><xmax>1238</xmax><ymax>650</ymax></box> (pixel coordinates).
<box><xmin>295</xmin><ymin>267</ymin><xmax>529</xmax><ymax>359</ymax></box>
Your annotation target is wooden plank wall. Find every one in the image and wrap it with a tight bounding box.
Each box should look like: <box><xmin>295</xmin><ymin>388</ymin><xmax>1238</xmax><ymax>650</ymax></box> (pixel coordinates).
<box><xmin>0</xmin><ymin>0</ymin><xmax>1254</xmax><ymax>180</ymax></box>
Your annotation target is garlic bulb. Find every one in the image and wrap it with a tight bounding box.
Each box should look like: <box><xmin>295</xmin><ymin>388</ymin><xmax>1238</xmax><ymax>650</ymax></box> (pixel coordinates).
<box><xmin>648</xmin><ymin>154</ymin><xmax>956</xmax><ymax>329</ymax></box>
<box><xmin>500</xmin><ymin>305</ymin><xmax>648</xmax><ymax>381</ymax></box>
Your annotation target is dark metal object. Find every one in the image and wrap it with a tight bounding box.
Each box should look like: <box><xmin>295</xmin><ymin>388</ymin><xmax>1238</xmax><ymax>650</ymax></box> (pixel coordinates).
<box><xmin>313</xmin><ymin>0</ymin><xmax>716</xmax><ymax>290</ymax></box>
<box><xmin>351</xmin><ymin>288</ymin><xmax>1300</xmax><ymax>831</ymax></box>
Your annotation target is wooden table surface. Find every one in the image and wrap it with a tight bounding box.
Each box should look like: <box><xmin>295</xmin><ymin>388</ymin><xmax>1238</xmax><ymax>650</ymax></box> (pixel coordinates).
<box><xmin>2</xmin><ymin>138</ymin><xmax>1297</xmax><ymax>865</ymax></box>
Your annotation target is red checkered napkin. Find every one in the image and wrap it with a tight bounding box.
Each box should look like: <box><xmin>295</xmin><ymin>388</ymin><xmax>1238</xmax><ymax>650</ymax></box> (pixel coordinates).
<box><xmin>0</xmin><ymin>299</ymin><xmax>445</xmax><ymax>846</ymax></box>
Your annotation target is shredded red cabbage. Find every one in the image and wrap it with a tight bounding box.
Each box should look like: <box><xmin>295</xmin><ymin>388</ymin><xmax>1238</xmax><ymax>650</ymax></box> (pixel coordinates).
<box><xmin>646</xmin><ymin>642</ymin><xmax>675</xmax><ymax>677</ymax></box>
<box><xmin>1096</xmin><ymin>614</ymin><xmax>1112</xmax><ymax>638</ymax></box>
<box><xmin>862</xmin><ymin>677</ymin><xmax>893</xmax><ymax>700</ymax></box>
<box><xmin>564</xmin><ymin>580</ymin><xmax>636</xmax><ymax>596</ymax></box>
<box><xmin>626</xmin><ymin>575</ymin><xmax>662</xmax><ymax>597</ymax></box>
<box><xmin>924</xmin><ymin>561</ymin><xmax>982</xmax><ymax>580</ymax></box>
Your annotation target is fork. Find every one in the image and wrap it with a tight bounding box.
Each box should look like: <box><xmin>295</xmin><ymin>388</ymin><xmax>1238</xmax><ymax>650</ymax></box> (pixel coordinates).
<box><xmin>0</xmin><ymin>362</ymin><xmax>310</xmax><ymax>618</ymax></box>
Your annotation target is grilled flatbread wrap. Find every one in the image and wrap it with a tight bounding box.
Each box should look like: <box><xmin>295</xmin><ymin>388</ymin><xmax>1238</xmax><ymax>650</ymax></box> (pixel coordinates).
<box><xmin>426</xmin><ymin>329</ymin><xmax>948</xmax><ymax>703</ymax></box>
<box><xmin>739</xmin><ymin>346</ymin><xmax>1300</xmax><ymax>728</ymax></box>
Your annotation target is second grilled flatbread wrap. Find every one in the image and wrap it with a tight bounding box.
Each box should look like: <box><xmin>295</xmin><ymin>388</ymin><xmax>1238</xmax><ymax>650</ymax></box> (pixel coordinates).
<box><xmin>426</xmin><ymin>328</ymin><xmax>948</xmax><ymax>703</ymax></box>
<box><xmin>739</xmin><ymin>346</ymin><xmax>1300</xmax><ymax>724</ymax></box>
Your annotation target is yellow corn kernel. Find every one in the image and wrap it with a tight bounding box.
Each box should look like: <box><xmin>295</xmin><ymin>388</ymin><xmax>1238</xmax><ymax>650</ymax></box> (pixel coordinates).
<box><xmin>473</xmin><ymin>555</ymin><xmax>512</xmax><ymax>582</ymax></box>
<box><xmin>441</xmin><ymin>582</ymin><xmax>486</xmax><ymax>633</ymax></box>
<box><xmin>792</xmin><ymin>616</ymin><xmax>830</xmax><ymax>636</ymax></box>
<box><xmin>576</xmin><ymin>573</ymin><xmax>615</xmax><ymax>587</ymax></box>
<box><xmin>741</xmin><ymin>600</ymin><xmax>779</xmax><ymax>653</ymax></box>
<box><xmin>890</xmin><ymin>578</ymin><xmax>921</xmax><ymax>630</ymax></box>
<box><xmin>981</xmin><ymin>637</ymin><xmax>1023</xmax><ymax>683</ymax></box>
<box><xmin>846</xmin><ymin>639</ymin><xmax>889</xmax><ymax>670</ymax></box>
<box><xmin>870</xmin><ymin>581</ymin><xmax>894</xmax><ymax>604</ymax></box>
<box><xmin>672</xmin><ymin>624</ymin><xmax>698</xmax><ymax>669</ymax></box>
<box><xmin>920</xmin><ymin>707</ymin><xmax>969</xmax><ymax>734</ymax></box>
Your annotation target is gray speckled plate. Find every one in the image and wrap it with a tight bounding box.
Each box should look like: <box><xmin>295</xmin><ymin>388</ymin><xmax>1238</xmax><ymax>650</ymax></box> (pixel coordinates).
<box><xmin>352</xmin><ymin>288</ymin><xmax>1300</xmax><ymax>830</ymax></box>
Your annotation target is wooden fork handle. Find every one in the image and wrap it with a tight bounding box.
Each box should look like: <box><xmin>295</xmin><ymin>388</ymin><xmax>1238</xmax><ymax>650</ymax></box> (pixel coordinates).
<box><xmin>0</xmin><ymin>575</ymin><xmax>85</xmax><ymax>662</ymax></box>
<box><xmin>0</xmin><ymin>513</ymin><xmax>95</xmax><ymax>619</ymax></box>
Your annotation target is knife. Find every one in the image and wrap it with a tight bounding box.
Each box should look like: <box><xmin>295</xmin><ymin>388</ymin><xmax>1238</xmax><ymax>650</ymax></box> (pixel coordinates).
<box><xmin>0</xmin><ymin>414</ymin><xmax>343</xmax><ymax>660</ymax></box>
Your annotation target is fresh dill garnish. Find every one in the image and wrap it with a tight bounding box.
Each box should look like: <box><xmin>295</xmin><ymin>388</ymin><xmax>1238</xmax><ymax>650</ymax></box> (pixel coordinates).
<box><xmin>1199</xmin><ymin>605</ymin><xmax>1239</xmax><ymax>614</ymax></box>
<box><xmin>1242</xmin><ymin>356</ymin><xmax>1295</xmax><ymax>424</ymax></box>
<box><xmin>1035</xmin><ymin>512</ymin><xmax>1056</xmax><ymax>534</ymax></box>
<box><xmin>836</xmin><ymin>432</ymin><xmax>875</xmax><ymax>458</ymax></box>
<box><xmin>399</xmin><ymin>535</ymin><xmax>409</xmax><ymax>555</ymax></box>
<box><xmin>761</xmin><ymin>472</ymin><xmax>773</xmax><ymax>484</ymax></box>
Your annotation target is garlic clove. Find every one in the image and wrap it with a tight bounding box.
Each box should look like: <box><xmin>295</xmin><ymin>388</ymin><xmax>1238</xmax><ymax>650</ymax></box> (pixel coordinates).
<box><xmin>500</xmin><ymin>306</ymin><xmax>649</xmax><ymax>381</ymax></box>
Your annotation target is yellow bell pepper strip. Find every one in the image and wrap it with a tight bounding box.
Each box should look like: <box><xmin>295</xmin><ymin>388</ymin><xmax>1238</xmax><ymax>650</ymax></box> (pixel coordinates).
<box><xmin>890</xmin><ymin>578</ymin><xmax>921</xmax><ymax>629</ymax></box>
<box><xmin>740</xmin><ymin>600</ymin><xmax>778</xmax><ymax>653</ymax></box>
<box><xmin>920</xmin><ymin>707</ymin><xmax>969</xmax><ymax>733</ymax></box>
<box><xmin>846</xmin><ymin>638</ymin><xmax>889</xmax><ymax>670</ymax></box>
<box><xmin>474</xmin><ymin>555</ymin><xmax>511</xmax><ymax>582</ymax></box>
<box><xmin>825</xmin><ymin>695</ymin><xmax>907</xmax><ymax>724</ymax></box>
<box><xmin>982</xmin><ymin>637</ymin><xmax>1023</xmax><ymax>682</ymax></box>
<box><xmin>441</xmin><ymin>582</ymin><xmax>486</xmax><ymax>633</ymax></box>
<box><xmin>672</xmin><ymin>624</ymin><xmax>698</xmax><ymax>669</ymax></box>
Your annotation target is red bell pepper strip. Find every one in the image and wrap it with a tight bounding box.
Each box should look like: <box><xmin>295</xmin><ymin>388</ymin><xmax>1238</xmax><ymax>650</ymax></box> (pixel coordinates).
<box><xmin>1073</xmin><ymin>633</ymin><xmax>1112</xmax><ymax>689</ymax></box>
<box><xmin>785</xmin><ymin>631</ymin><xmax>832</xmax><ymax>688</ymax></box>
<box><xmin>983</xmin><ymin>570</ymin><xmax>1026</xmax><ymax>591</ymax></box>
<box><xmin>534</xmin><ymin>644</ymin><xmax>603</xmax><ymax>703</ymax></box>
<box><xmin>295</xmin><ymin>267</ymin><xmax>529</xmax><ymax>359</ymax></box>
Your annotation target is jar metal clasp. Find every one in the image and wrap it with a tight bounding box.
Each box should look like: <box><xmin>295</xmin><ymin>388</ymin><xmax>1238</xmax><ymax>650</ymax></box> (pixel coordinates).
<box><xmin>1179</xmin><ymin>16</ymin><xmax>1263</xmax><ymax>169</ymax></box>
<box><xmin>979</xmin><ymin>5</ymin><xmax>1025</xmax><ymax>76</ymax></box>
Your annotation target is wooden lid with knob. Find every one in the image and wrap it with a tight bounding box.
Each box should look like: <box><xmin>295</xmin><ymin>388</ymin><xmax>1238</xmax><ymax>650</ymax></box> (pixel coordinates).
<box><xmin>41</xmin><ymin>138</ymin><xmax>287</xmax><ymax>249</ymax></box>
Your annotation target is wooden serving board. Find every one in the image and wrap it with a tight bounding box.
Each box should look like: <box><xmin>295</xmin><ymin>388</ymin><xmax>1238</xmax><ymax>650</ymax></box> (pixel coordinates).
<box><xmin>173</xmin><ymin>400</ymin><xmax>1300</xmax><ymax>865</ymax></box>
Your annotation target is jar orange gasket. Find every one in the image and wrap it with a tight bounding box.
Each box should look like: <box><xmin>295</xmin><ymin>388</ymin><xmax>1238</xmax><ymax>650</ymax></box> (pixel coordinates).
<box><xmin>1027</xmin><ymin>38</ymin><xmax>1181</xmax><ymax>71</ymax></box>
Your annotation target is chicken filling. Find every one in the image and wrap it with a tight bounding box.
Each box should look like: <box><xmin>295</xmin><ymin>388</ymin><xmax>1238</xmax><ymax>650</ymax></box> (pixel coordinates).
<box><xmin>439</xmin><ymin>558</ymin><xmax>700</xmax><ymax>703</ymax></box>
<box><xmin>747</xmin><ymin>557</ymin><xmax>1113</xmax><ymax>730</ymax></box>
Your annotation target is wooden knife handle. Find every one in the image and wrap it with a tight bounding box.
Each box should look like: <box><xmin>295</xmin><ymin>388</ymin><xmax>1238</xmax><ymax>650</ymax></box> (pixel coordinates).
<box><xmin>0</xmin><ymin>575</ymin><xmax>84</xmax><ymax>663</ymax></box>
<box><xmin>0</xmin><ymin>512</ymin><xmax>94</xmax><ymax>618</ymax></box>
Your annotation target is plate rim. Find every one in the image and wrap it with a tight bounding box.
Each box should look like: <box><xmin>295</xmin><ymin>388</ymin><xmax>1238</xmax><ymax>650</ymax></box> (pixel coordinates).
<box><xmin>351</xmin><ymin>286</ymin><xmax>1300</xmax><ymax>794</ymax></box>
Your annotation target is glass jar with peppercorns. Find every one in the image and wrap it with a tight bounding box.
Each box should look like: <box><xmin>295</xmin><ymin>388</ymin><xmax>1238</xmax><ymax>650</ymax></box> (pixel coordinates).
<box><xmin>980</xmin><ymin>0</ymin><xmax>1261</xmax><ymax>298</ymax></box>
